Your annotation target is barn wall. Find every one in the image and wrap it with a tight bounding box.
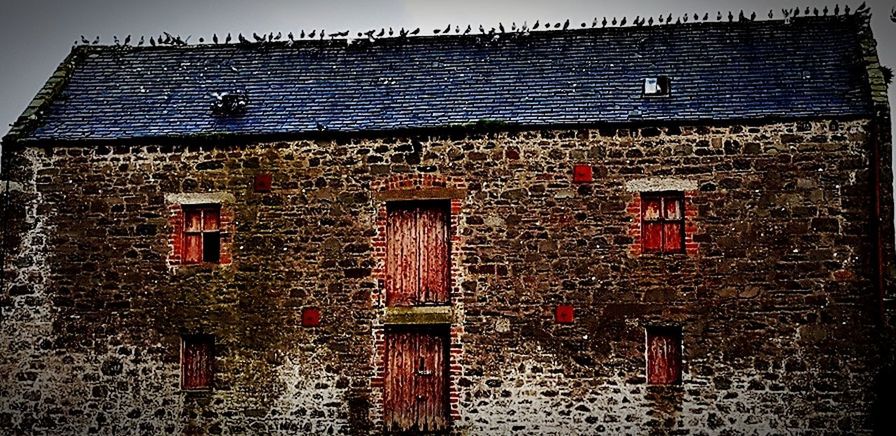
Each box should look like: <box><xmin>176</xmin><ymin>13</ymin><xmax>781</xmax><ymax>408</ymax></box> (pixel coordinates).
<box><xmin>0</xmin><ymin>119</ymin><xmax>886</xmax><ymax>434</ymax></box>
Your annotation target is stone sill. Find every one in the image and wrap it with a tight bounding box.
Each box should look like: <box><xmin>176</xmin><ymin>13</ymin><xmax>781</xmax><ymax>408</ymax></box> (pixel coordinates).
<box><xmin>384</xmin><ymin>306</ymin><xmax>452</xmax><ymax>325</ymax></box>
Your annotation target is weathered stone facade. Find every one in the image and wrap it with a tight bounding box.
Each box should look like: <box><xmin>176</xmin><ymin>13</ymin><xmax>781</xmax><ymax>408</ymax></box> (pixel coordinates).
<box><xmin>2</xmin><ymin>118</ymin><xmax>894</xmax><ymax>434</ymax></box>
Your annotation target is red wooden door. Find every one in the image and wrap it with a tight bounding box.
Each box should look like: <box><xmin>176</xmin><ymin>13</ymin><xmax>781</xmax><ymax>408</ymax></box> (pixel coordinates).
<box><xmin>647</xmin><ymin>327</ymin><xmax>682</xmax><ymax>385</ymax></box>
<box><xmin>386</xmin><ymin>202</ymin><xmax>450</xmax><ymax>306</ymax></box>
<box><xmin>384</xmin><ymin>328</ymin><xmax>449</xmax><ymax>433</ymax></box>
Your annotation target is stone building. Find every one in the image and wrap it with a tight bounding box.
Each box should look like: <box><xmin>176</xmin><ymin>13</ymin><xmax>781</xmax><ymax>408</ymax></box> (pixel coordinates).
<box><xmin>0</xmin><ymin>10</ymin><xmax>893</xmax><ymax>435</ymax></box>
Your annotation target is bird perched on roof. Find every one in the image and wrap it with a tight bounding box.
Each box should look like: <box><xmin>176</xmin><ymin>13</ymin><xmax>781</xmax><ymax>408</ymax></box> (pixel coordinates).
<box><xmin>592</xmin><ymin>17</ymin><xmax>598</xmax><ymax>27</ymax></box>
<box><xmin>463</xmin><ymin>25</ymin><xmax>471</xmax><ymax>34</ymax></box>
<box><xmin>823</xmin><ymin>6</ymin><xmax>828</xmax><ymax>16</ymax></box>
<box><xmin>533</xmin><ymin>20</ymin><xmax>540</xmax><ymax>30</ymax></box>
<box><xmin>253</xmin><ymin>32</ymin><xmax>263</xmax><ymax>42</ymax></box>
<box><xmin>309</xmin><ymin>29</ymin><xmax>316</xmax><ymax>38</ymax></box>
<box><xmin>137</xmin><ymin>36</ymin><xmax>144</xmax><ymax>46</ymax></box>
<box><xmin>813</xmin><ymin>7</ymin><xmax>819</xmax><ymax>16</ymax></box>
<box><xmin>389</xmin><ymin>27</ymin><xmax>394</xmax><ymax>36</ymax></box>
<box><xmin>646</xmin><ymin>17</ymin><xmax>652</xmax><ymax>25</ymax></box>
<box><xmin>658</xmin><ymin>14</ymin><xmax>665</xmax><ymax>24</ymax></box>
<box><xmin>717</xmin><ymin>11</ymin><xmax>722</xmax><ymax>21</ymax></box>
<box><xmin>728</xmin><ymin>11</ymin><xmax>734</xmax><ymax>22</ymax></box>
<box><xmin>287</xmin><ymin>32</ymin><xmax>293</xmax><ymax>42</ymax></box>
<box><xmin>226</xmin><ymin>33</ymin><xmax>232</xmax><ymax>43</ymax></box>
<box><xmin>92</xmin><ymin>36</ymin><xmax>100</xmax><ymax>44</ymax></box>
<box><xmin>750</xmin><ymin>11</ymin><xmax>756</xmax><ymax>21</ymax></box>
<box><xmin>612</xmin><ymin>17</ymin><xmax>617</xmax><ymax>25</ymax></box>
<box><xmin>563</xmin><ymin>19</ymin><xmax>570</xmax><ymax>29</ymax></box>
<box><xmin>124</xmin><ymin>35</ymin><xmax>131</xmax><ymax>45</ymax></box>
<box><xmin>666</xmin><ymin>13</ymin><xmax>672</xmax><ymax>23</ymax></box>
<box><xmin>81</xmin><ymin>35</ymin><xmax>90</xmax><ymax>44</ymax></box>
<box><xmin>443</xmin><ymin>24</ymin><xmax>451</xmax><ymax>34</ymax></box>
<box><xmin>239</xmin><ymin>33</ymin><xmax>249</xmax><ymax>44</ymax></box>
<box><xmin>499</xmin><ymin>22</ymin><xmax>505</xmax><ymax>33</ymax></box>
<box><xmin>149</xmin><ymin>37</ymin><xmax>156</xmax><ymax>46</ymax></box>
<box><xmin>619</xmin><ymin>17</ymin><xmax>626</xmax><ymax>26</ymax></box>
<box><xmin>693</xmin><ymin>13</ymin><xmax>699</xmax><ymax>21</ymax></box>
<box><xmin>703</xmin><ymin>12</ymin><xmax>709</xmax><ymax>21</ymax></box>
<box><xmin>768</xmin><ymin>10</ymin><xmax>774</xmax><ymax>19</ymax></box>
<box><xmin>377</xmin><ymin>28</ymin><xmax>385</xmax><ymax>37</ymax></box>
<box><xmin>213</xmin><ymin>33</ymin><xmax>219</xmax><ymax>44</ymax></box>
<box><xmin>891</xmin><ymin>7</ymin><xmax>896</xmax><ymax>22</ymax></box>
<box><xmin>410</xmin><ymin>28</ymin><xmax>420</xmax><ymax>35</ymax></box>
<box><xmin>554</xmin><ymin>21</ymin><xmax>561</xmax><ymax>28</ymax></box>
<box><xmin>682</xmin><ymin>14</ymin><xmax>688</xmax><ymax>23</ymax></box>
<box><xmin>834</xmin><ymin>4</ymin><xmax>839</xmax><ymax>15</ymax></box>
<box><xmin>844</xmin><ymin>5</ymin><xmax>850</xmax><ymax>15</ymax></box>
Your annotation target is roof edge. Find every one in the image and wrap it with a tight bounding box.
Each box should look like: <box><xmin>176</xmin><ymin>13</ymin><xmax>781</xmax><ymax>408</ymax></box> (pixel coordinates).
<box><xmin>4</xmin><ymin>114</ymin><xmax>876</xmax><ymax>149</ymax></box>
<box><xmin>2</xmin><ymin>46</ymin><xmax>89</xmax><ymax>147</ymax></box>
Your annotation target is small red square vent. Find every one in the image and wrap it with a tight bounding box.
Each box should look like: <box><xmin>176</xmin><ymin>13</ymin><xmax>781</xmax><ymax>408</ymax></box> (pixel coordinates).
<box><xmin>555</xmin><ymin>305</ymin><xmax>574</xmax><ymax>324</ymax></box>
<box><xmin>301</xmin><ymin>307</ymin><xmax>320</xmax><ymax>327</ymax></box>
<box><xmin>254</xmin><ymin>174</ymin><xmax>272</xmax><ymax>192</ymax></box>
<box><xmin>573</xmin><ymin>164</ymin><xmax>592</xmax><ymax>183</ymax></box>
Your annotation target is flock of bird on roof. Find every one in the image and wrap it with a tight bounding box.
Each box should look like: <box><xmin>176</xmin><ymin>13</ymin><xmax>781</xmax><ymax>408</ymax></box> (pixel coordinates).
<box><xmin>73</xmin><ymin>3</ymin><xmax>891</xmax><ymax>48</ymax></box>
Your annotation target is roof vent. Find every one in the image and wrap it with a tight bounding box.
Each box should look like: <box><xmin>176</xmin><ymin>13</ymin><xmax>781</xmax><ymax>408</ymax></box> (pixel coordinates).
<box><xmin>211</xmin><ymin>91</ymin><xmax>248</xmax><ymax>116</ymax></box>
<box><xmin>643</xmin><ymin>76</ymin><xmax>670</xmax><ymax>97</ymax></box>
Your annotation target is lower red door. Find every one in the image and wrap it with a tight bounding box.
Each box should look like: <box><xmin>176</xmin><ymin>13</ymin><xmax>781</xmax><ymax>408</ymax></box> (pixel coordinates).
<box><xmin>384</xmin><ymin>327</ymin><xmax>449</xmax><ymax>433</ymax></box>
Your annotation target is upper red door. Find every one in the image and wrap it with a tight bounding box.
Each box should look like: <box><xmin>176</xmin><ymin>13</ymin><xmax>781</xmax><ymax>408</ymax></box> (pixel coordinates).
<box><xmin>386</xmin><ymin>201</ymin><xmax>450</xmax><ymax>306</ymax></box>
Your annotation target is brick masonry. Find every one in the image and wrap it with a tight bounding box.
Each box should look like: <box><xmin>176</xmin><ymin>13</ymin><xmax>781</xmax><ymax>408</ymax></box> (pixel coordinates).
<box><xmin>0</xmin><ymin>119</ymin><xmax>893</xmax><ymax>434</ymax></box>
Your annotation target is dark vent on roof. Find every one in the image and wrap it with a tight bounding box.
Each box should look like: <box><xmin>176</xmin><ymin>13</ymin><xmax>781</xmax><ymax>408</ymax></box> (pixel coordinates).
<box><xmin>211</xmin><ymin>91</ymin><xmax>248</xmax><ymax>116</ymax></box>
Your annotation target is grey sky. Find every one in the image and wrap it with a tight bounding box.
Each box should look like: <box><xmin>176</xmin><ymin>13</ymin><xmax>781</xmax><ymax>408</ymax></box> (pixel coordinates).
<box><xmin>1</xmin><ymin>0</ymin><xmax>894</xmax><ymax>135</ymax></box>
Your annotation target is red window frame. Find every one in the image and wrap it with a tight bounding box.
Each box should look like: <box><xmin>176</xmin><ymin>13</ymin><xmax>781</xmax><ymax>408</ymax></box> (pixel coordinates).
<box><xmin>182</xmin><ymin>204</ymin><xmax>221</xmax><ymax>264</ymax></box>
<box><xmin>646</xmin><ymin>326</ymin><xmax>682</xmax><ymax>385</ymax></box>
<box><xmin>640</xmin><ymin>191</ymin><xmax>685</xmax><ymax>254</ymax></box>
<box><xmin>181</xmin><ymin>335</ymin><xmax>214</xmax><ymax>390</ymax></box>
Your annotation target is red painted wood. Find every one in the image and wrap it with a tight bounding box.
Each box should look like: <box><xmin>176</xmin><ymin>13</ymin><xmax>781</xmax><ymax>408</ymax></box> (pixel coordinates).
<box><xmin>182</xmin><ymin>206</ymin><xmax>221</xmax><ymax>264</ymax></box>
<box><xmin>182</xmin><ymin>336</ymin><xmax>212</xmax><ymax>390</ymax></box>
<box><xmin>419</xmin><ymin>205</ymin><xmax>449</xmax><ymax>304</ymax></box>
<box><xmin>301</xmin><ymin>307</ymin><xmax>321</xmax><ymax>327</ymax></box>
<box><xmin>384</xmin><ymin>329</ymin><xmax>448</xmax><ymax>433</ymax></box>
<box><xmin>572</xmin><ymin>164</ymin><xmax>593</xmax><ymax>183</ymax></box>
<box><xmin>555</xmin><ymin>304</ymin><xmax>574</xmax><ymax>324</ymax></box>
<box><xmin>642</xmin><ymin>222</ymin><xmax>663</xmax><ymax>253</ymax></box>
<box><xmin>664</xmin><ymin>196</ymin><xmax>682</xmax><ymax>220</ymax></box>
<box><xmin>647</xmin><ymin>328</ymin><xmax>681</xmax><ymax>385</ymax></box>
<box><xmin>664</xmin><ymin>223</ymin><xmax>683</xmax><ymax>253</ymax></box>
<box><xmin>254</xmin><ymin>173</ymin><xmax>272</xmax><ymax>192</ymax></box>
<box><xmin>183</xmin><ymin>234</ymin><xmax>203</xmax><ymax>263</ymax></box>
<box><xmin>386</xmin><ymin>202</ymin><xmax>449</xmax><ymax>306</ymax></box>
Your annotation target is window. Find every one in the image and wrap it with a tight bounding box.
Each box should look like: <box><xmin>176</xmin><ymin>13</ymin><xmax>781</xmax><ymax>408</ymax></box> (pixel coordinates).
<box><xmin>182</xmin><ymin>205</ymin><xmax>221</xmax><ymax>264</ymax></box>
<box><xmin>646</xmin><ymin>326</ymin><xmax>682</xmax><ymax>385</ymax></box>
<box><xmin>181</xmin><ymin>335</ymin><xmax>213</xmax><ymax>390</ymax></box>
<box><xmin>386</xmin><ymin>201</ymin><xmax>450</xmax><ymax>306</ymax></box>
<box><xmin>641</xmin><ymin>191</ymin><xmax>684</xmax><ymax>254</ymax></box>
<box><xmin>643</xmin><ymin>76</ymin><xmax>670</xmax><ymax>97</ymax></box>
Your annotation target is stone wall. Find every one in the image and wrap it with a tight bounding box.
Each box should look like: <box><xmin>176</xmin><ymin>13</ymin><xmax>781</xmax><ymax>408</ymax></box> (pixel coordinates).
<box><xmin>0</xmin><ymin>119</ymin><xmax>888</xmax><ymax>434</ymax></box>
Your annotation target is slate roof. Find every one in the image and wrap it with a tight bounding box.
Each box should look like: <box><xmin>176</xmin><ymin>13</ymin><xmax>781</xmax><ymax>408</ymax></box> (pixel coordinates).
<box><xmin>6</xmin><ymin>15</ymin><xmax>875</xmax><ymax>143</ymax></box>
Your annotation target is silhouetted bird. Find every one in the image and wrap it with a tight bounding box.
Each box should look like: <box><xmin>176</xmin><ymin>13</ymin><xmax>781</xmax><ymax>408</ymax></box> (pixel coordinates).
<box><xmin>658</xmin><ymin>14</ymin><xmax>665</xmax><ymax>23</ymax></box>
<box><xmin>92</xmin><ymin>36</ymin><xmax>100</xmax><ymax>44</ymax></box>
<box><xmin>389</xmin><ymin>27</ymin><xmax>394</xmax><ymax>36</ymax></box>
<box><xmin>805</xmin><ymin>6</ymin><xmax>810</xmax><ymax>15</ymax></box>
<box><xmin>433</xmin><ymin>27</ymin><xmax>442</xmax><ymax>34</ymax></box>
<box><xmin>287</xmin><ymin>32</ymin><xmax>293</xmax><ymax>42</ymax></box>
<box><xmin>703</xmin><ymin>13</ymin><xmax>709</xmax><ymax>21</ymax></box>
<box><xmin>891</xmin><ymin>7</ymin><xmax>896</xmax><ymax>22</ymax></box>
<box><xmin>794</xmin><ymin>7</ymin><xmax>800</xmax><ymax>17</ymax></box>
<box><xmin>124</xmin><ymin>35</ymin><xmax>131</xmax><ymax>45</ymax></box>
<box><xmin>533</xmin><ymin>20</ymin><xmax>540</xmax><ymax>30</ymax></box>
<box><xmin>834</xmin><ymin>5</ymin><xmax>840</xmax><ymax>15</ymax></box>
<box><xmin>444</xmin><ymin>24</ymin><xmax>451</xmax><ymax>33</ymax></box>
<box><xmin>682</xmin><ymin>14</ymin><xmax>688</xmax><ymax>23</ymax></box>
<box><xmin>856</xmin><ymin>2</ymin><xmax>867</xmax><ymax>13</ymax></box>
<box><xmin>728</xmin><ymin>11</ymin><xmax>734</xmax><ymax>22</ymax></box>
<box><xmin>768</xmin><ymin>10</ymin><xmax>774</xmax><ymax>19</ymax></box>
<box><xmin>137</xmin><ymin>36</ymin><xmax>144</xmax><ymax>46</ymax></box>
<box><xmin>499</xmin><ymin>23</ymin><xmax>505</xmax><ymax>33</ymax></box>
<box><xmin>553</xmin><ymin>21</ymin><xmax>561</xmax><ymax>28</ymax></box>
<box><xmin>226</xmin><ymin>33</ymin><xmax>232</xmax><ymax>43</ymax></box>
<box><xmin>750</xmin><ymin>11</ymin><xmax>756</xmax><ymax>20</ymax></box>
<box><xmin>479</xmin><ymin>24</ymin><xmax>485</xmax><ymax>33</ymax></box>
<box><xmin>813</xmin><ymin>8</ymin><xmax>819</xmax><ymax>16</ymax></box>
<box><xmin>198</xmin><ymin>37</ymin><xmax>205</xmax><ymax>43</ymax></box>
<box><xmin>592</xmin><ymin>17</ymin><xmax>598</xmax><ymax>27</ymax></box>
<box><xmin>80</xmin><ymin>35</ymin><xmax>90</xmax><ymax>44</ymax></box>
<box><xmin>149</xmin><ymin>37</ymin><xmax>156</xmax><ymax>46</ymax></box>
<box><xmin>738</xmin><ymin>10</ymin><xmax>744</xmax><ymax>21</ymax></box>
<box><xmin>694</xmin><ymin>13</ymin><xmax>699</xmax><ymax>21</ymax></box>
<box><xmin>213</xmin><ymin>33</ymin><xmax>219</xmax><ymax>44</ymax></box>
<box><xmin>410</xmin><ymin>28</ymin><xmax>420</xmax><ymax>35</ymax></box>
<box><xmin>239</xmin><ymin>33</ymin><xmax>249</xmax><ymax>44</ymax></box>
<box><xmin>823</xmin><ymin>6</ymin><xmax>828</xmax><ymax>16</ymax></box>
<box><xmin>562</xmin><ymin>19</ymin><xmax>569</xmax><ymax>29</ymax></box>
<box><xmin>377</xmin><ymin>28</ymin><xmax>385</xmax><ymax>37</ymax></box>
<box><xmin>647</xmin><ymin>17</ymin><xmax>652</xmax><ymax>25</ymax></box>
<box><xmin>717</xmin><ymin>11</ymin><xmax>722</xmax><ymax>21</ymax></box>
<box><xmin>253</xmin><ymin>32</ymin><xmax>263</xmax><ymax>42</ymax></box>
<box><xmin>463</xmin><ymin>25</ymin><xmax>471</xmax><ymax>34</ymax></box>
<box><xmin>844</xmin><ymin>5</ymin><xmax>850</xmax><ymax>15</ymax></box>
<box><xmin>667</xmin><ymin>13</ymin><xmax>672</xmax><ymax>23</ymax></box>
<box><xmin>612</xmin><ymin>17</ymin><xmax>617</xmax><ymax>25</ymax></box>
<box><xmin>274</xmin><ymin>32</ymin><xmax>282</xmax><ymax>41</ymax></box>
<box><xmin>309</xmin><ymin>30</ymin><xmax>316</xmax><ymax>38</ymax></box>
<box><xmin>619</xmin><ymin>17</ymin><xmax>626</xmax><ymax>26</ymax></box>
